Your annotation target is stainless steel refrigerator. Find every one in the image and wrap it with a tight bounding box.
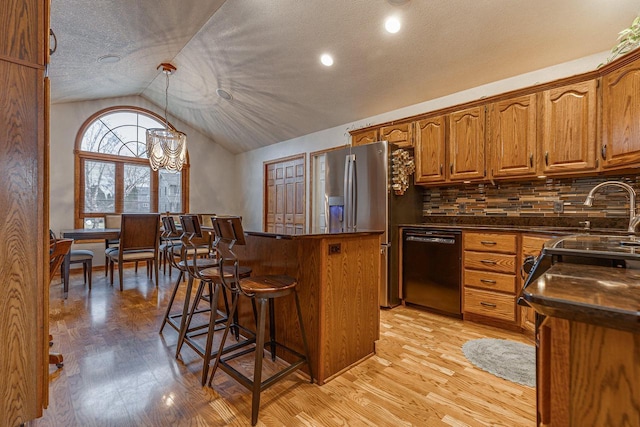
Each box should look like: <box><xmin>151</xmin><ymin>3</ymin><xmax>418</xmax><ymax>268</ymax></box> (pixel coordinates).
<box><xmin>323</xmin><ymin>140</ymin><xmax>423</xmax><ymax>307</ymax></box>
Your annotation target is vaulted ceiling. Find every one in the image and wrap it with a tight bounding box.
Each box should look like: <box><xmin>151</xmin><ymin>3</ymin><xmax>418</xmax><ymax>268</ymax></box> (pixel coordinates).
<box><xmin>50</xmin><ymin>0</ymin><xmax>640</xmax><ymax>154</ymax></box>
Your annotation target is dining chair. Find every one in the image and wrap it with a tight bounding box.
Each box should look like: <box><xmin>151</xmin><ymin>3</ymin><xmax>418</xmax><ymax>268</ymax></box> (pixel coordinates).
<box><xmin>49</xmin><ymin>232</ymin><xmax>73</xmax><ymax>368</ymax></box>
<box><xmin>159</xmin><ymin>214</ymin><xmax>183</xmax><ymax>276</ymax></box>
<box><xmin>105</xmin><ymin>213</ymin><xmax>160</xmax><ymax>291</ymax></box>
<box><xmin>104</xmin><ymin>214</ymin><xmax>122</xmax><ymax>276</ymax></box>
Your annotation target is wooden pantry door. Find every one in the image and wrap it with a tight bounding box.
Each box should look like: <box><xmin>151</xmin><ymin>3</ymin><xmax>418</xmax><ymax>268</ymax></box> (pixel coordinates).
<box><xmin>264</xmin><ymin>154</ymin><xmax>306</xmax><ymax>234</ymax></box>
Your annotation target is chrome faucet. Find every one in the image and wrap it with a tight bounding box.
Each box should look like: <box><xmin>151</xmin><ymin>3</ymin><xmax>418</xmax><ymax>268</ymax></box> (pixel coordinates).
<box><xmin>583</xmin><ymin>181</ymin><xmax>640</xmax><ymax>233</ymax></box>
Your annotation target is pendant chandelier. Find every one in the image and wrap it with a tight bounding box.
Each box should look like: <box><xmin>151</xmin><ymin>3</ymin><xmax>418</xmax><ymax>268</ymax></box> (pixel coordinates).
<box><xmin>146</xmin><ymin>63</ymin><xmax>187</xmax><ymax>172</ymax></box>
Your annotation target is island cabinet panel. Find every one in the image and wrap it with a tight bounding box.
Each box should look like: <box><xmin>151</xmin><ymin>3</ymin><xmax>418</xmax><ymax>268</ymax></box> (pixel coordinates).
<box><xmin>380</xmin><ymin>122</ymin><xmax>413</xmax><ymax>148</ymax></box>
<box><xmin>414</xmin><ymin>116</ymin><xmax>447</xmax><ymax>184</ymax></box>
<box><xmin>488</xmin><ymin>94</ymin><xmax>537</xmax><ymax>179</ymax></box>
<box><xmin>602</xmin><ymin>59</ymin><xmax>640</xmax><ymax>170</ymax></box>
<box><xmin>539</xmin><ymin>317</ymin><xmax>640</xmax><ymax>427</ymax></box>
<box><xmin>448</xmin><ymin>106</ymin><xmax>486</xmax><ymax>181</ymax></box>
<box><xmin>351</xmin><ymin>128</ymin><xmax>378</xmax><ymax>146</ymax></box>
<box><xmin>541</xmin><ymin>80</ymin><xmax>597</xmax><ymax>175</ymax></box>
<box><xmin>231</xmin><ymin>232</ymin><xmax>380</xmax><ymax>385</ymax></box>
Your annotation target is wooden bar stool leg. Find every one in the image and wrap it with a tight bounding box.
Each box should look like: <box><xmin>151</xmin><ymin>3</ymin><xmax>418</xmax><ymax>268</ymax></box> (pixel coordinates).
<box><xmin>159</xmin><ymin>271</ymin><xmax>184</xmax><ymax>333</ymax></box>
<box><xmin>175</xmin><ymin>275</ymin><xmax>196</xmax><ymax>358</ymax></box>
<box><xmin>268</xmin><ymin>298</ymin><xmax>276</xmax><ymax>361</ymax></box>
<box><xmin>208</xmin><ymin>294</ymin><xmax>240</xmax><ymax>385</ymax></box>
<box><xmin>201</xmin><ymin>282</ymin><xmax>222</xmax><ymax>386</ymax></box>
<box><xmin>251</xmin><ymin>297</ymin><xmax>268</xmax><ymax>426</ymax></box>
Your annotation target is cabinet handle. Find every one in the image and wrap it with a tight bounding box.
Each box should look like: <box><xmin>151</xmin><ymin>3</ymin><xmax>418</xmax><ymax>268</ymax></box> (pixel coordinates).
<box><xmin>544</xmin><ymin>151</ymin><xmax>549</xmax><ymax>166</ymax></box>
<box><xmin>440</xmin><ymin>164</ymin><xmax>443</xmax><ymax>175</ymax></box>
<box><xmin>480</xmin><ymin>259</ymin><xmax>497</xmax><ymax>265</ymax></box>
<box><xmin>49</xmin><ymin>29</ymin><xmax>57</xmax><ymax>56</ymax></box>
<box><xmin>450</xmin><ymin>164</ymin><xmax>453</xmax><ymax>174</ymax></box>
<box><xmin>601</xmin><ymin>145</ymin><xmax>607</xmax><ymax>160</ymax></box>
<box><xmin>529</xmin><ymin>153</ymin><xmax>533</xmax><ymax>167</ymax></box>
<box><xmin>480</xmin><ymin>240</ymin><xmax>497</xmax><ymax>246</ymax></box>
<box><xmin>480</xmin><ymin>279</ymin><xmax>497</xmax><ymax>284</ymax></box>
<box><xmin>480</xmin><ymin>301</ymin><xmax>497</xmax><ymax>308</ymax></box>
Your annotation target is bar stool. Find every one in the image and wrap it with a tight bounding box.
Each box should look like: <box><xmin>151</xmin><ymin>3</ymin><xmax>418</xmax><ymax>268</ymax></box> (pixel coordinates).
<box><xmin>62</xmin><ymin>249</ymin><xmax>94</xmax><ymax>293</ymax></box>
<box><xmin>207</xmin><ymin>216</ymin><xmax>313</xmax><ymax>426</ymax></box>
<box><xmin>177</xmin><ymin>215</ymin><xmax>255</xmax><ymax>385</ymax></box>
<box><xmin>159</xmin><ymin>216</ymin><xmax>218</xmax><ymax>344</ymax></box>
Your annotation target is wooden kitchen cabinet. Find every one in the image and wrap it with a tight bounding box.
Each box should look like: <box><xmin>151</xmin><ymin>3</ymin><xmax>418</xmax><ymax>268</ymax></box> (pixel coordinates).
<box><xmin>448</xmin><ymin>106</ymin><xmax>486</xmax><ymax>181</ymax></box>
<box><xmin>601</xmin><ymin>58</ymin><xmax>640</xmax><ymax>170</ymax></box>
<box><xmin>540</xmin><ymin>79</ymin><xmax>597</xmax><ymax>175</ymax></box>
<box><xmin>351</xmin><ymin>128</ymin><xmax>378</xmax><ymax>146</ymax></box>
<box><xmin>0</xmin><ymin>0</ymin><xmax>50</xmax><ymax>425</ymax></box>
<box><xmin>380</xmin><ymin>122</ymin><xmax>413</xmax><ymax>148</ymax></box>
<box><xmin>488</xmin><ymin>94</ymin><xmax>537</xmax><ymax>178</ymax></box>
<box><xmin>520</xmin><ymin>234</ymin><xmax>551</xmax><ymax>335</ymax></box>
<box><xmin>538</xmin><ymin>317</ymin><xmax>640</xmax><ymax>426</ymax></box>
<box><xmin>463</xmin><ymin>231</ymin><xmax>519</xmax><ymax>328</ymax></box>
<box><xmin>414</xmin><ymin>116</ymin><xmax>447</xmax><ymax>184</ymax></box>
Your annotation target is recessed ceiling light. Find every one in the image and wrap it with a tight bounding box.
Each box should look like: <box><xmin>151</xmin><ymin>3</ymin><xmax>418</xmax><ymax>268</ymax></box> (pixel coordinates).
<box><xmin>385</xmin><ymin>16</ymin><xmax>401</xmax><ymax>33</ymax></box>
<box><xmin>216</xmin><ymin>88</ymin><xmax>233</xmax><ymax>100</ymax></box>
<box><xmin>97</xmin><ymin>54</ymin><xmax>120</xmax><ymax>64</ymax></box>
<box><xmin>320</xmin><ymin>54</ymin><xmax>334</xmax><ymax>67</ymax></box>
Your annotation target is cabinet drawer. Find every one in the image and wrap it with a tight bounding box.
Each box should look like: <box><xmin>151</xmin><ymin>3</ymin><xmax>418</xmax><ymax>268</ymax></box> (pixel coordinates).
<box><xmin>464</xmin><ymin>232</ymin><xmax>517</xmax><ymax>253</ymax></box>
<box><xmin>464</xmin><ymin>269</ymin><xmax>516</xmax><ymax>293</ymax></box>
<box><xmin>464</xmin><ymin>251</ymin><xmax>517</xmax><ymax>274</ymax></box>
<box><xmin>464</xmin><ymin>288</ymin><xmax>516</xmax><ymax>322</ymax></box>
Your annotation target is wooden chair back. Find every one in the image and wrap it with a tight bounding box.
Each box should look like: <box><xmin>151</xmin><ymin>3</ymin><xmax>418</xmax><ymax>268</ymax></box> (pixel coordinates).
<box><xmin>119</xmin><ymin>214</ymin><xmax>160</xmax><ymax>253</ymax></box>
<box><xmin>211</xmin><ymin>215</ymin><xmax>246</xmax><ymax>246</ymax></box>
<box><xmin>179</xmin><ymin>214</ymin><xmax>212</xmax><ymax>247</ymax></box>
<box><xmin>49</xmin><ymin>238</ymin><xmax>73</xmax><ymax>284</ymax></box>
<box><xmin>104</xmin><ymin>214</ymin><xmax>122</xmax><ymax>229</ymax></box>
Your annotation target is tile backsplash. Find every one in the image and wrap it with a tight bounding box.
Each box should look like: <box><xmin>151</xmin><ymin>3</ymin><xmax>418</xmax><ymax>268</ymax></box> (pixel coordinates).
<box><xmin>422</xmin><ymin>175</ymin><xmax>640</xmax><ymax>218</ymax></box>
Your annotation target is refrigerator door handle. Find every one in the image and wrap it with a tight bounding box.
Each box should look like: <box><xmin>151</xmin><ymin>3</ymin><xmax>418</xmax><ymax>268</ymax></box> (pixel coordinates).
<box><xmin>351</xmin><ymin>155</ymin><xmax>357</xmax><ymax>230</ymax></box>
<box><xmin>343</xmin><ymin>155</ymin><xmax>351</xmax><ymax>230</ymax></box>
<box><xmin>344</xmin><ymin>154</ymin><xmax>356</xmax><ymax>230</ymax></box>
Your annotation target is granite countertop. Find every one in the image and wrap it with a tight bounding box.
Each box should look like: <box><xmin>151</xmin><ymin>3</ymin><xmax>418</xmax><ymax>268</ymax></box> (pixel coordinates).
<box><xmin>520</xmin><ymin>263</ymin><xmax>640</xmax><ymax>333</ymax></box>
<box><xmin>245</xmin><ymin>229</ymin><xmax>383</xmax><ymax>240</ymax></box>
<box><xmin>400</xmin><ymin>219</ymin><xmax>637</xmax><ymax>237</ymax></box>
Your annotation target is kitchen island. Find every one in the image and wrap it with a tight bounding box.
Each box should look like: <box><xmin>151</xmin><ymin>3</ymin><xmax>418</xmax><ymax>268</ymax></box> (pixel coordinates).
<box><xmin>230</xmin><ymin>230</ymin><xmax>382</xmax><ymax>385</ymax></box>
<box><xmin>520</xmin><ymin>235</ymin><xmax>640</xmax><ymax>426</ymax></box>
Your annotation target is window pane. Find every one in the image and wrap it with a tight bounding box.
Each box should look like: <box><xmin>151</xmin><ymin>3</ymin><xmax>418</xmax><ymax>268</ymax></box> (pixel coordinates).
<box><xmin>81</xmin><ymin>111</ymin><xmax>164</xmax><ymax>158</ymax></box>
<box><xmin>159</xmin><ymin>169</ymin><xmax>182</xmax><ymax>213</ymax></box>
<box><xmin>83</xmin><ymin>217</ymin><xmax>105</xmax><ymax>230</ymax></box>
<box><xmin>84</xmin><ymin>161</ymin><xmax>115</xmax><ymax>213</ymax></box>
<box><xmin>123</xmin><ymin>164</ymin><xmax>151</xmax><ymax>212</ymax></box>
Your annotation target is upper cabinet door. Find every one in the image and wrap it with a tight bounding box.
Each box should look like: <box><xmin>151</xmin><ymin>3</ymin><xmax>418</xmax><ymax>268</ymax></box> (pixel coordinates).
<box><xmin>415</xmin><ymin>116</ymin><xmax>446</xmax><ymax>184</ymax></box>
<box><xmin>602</xmin><ymin>63</ymin><xmax>640</xmax><ymax>170</ymax></box>
<box><xmin>351</xmin><ymin>128</ymin><xmax>378</xmax><ymax>146</ymax></box>
<box><xmin>448</xmin><ymin>106</ymin><xmax>486</xmax><ymax>181</ymax></box>
<box><xmin>0</xmin><ymin>0</ymin><xmax>45</xmax><ymax>65</ymax></box>
<box><xmin>380</xmin><ymin>122</ymin><xmax>413</xmax><ymax>148</ymax></box>
<box><xmin>489</xmin><ymin>94</ymin><xmax>537</xmax><ymax>178</ymax></box>
<box><xmin>541</xmin><ymin>80</ymin><xmax>597</xmax><ymax>174</ymax></box>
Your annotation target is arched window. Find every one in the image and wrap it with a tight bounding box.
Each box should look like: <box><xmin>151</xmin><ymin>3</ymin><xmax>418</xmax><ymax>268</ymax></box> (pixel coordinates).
<box><xmin>74</xmin><ymin>106</ymin><xmax>189</xmax><ymax>228</ymax></box>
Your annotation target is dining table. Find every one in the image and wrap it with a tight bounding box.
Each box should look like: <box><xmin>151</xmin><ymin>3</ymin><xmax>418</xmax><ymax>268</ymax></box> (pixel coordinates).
<box><xmin>59</xmin><ymin>228</ymin><xmax>121</xmax><ymax>295</ymax></box>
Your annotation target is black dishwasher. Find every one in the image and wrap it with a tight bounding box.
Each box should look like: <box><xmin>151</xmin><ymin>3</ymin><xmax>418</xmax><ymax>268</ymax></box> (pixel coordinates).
<box><xmin>402</xmin><ymin>228</ymin><xmax>462</xmax><ymax>317</ymax></box>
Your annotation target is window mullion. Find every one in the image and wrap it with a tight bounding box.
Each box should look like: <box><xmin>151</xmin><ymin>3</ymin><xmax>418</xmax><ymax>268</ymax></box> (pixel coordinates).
<box><xmin>115</xmin><ymin>162</ymin><xmax>124</xmax><ymax>213</ymax></box>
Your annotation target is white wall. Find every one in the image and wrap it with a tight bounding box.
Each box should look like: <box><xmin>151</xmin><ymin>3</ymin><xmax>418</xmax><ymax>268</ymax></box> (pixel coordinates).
<box><xmin>235</xmin><ymin>51</ymin><xmax>610</xmax><ymax>231</ymax></box>
<box><xmin>50</xmin><ymin>95</ymin><xmax>238</xmax><ymax>263</ymax></box>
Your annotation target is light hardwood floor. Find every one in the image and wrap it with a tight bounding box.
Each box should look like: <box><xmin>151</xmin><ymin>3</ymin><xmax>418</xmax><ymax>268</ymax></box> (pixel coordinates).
<box><xmin>35</xmin><ymin>267</ymin><xmax>536</xmax><ymax>426</ymax></box>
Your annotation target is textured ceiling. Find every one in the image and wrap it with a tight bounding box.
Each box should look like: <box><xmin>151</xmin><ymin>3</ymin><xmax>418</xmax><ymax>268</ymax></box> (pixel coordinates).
<box><xmin>50</xmin><ymin>0</ymin><xmax>640</xmax><ymax>154</ymax></box>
